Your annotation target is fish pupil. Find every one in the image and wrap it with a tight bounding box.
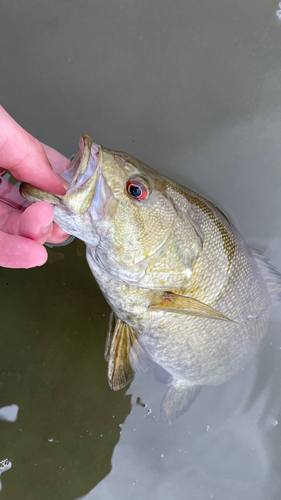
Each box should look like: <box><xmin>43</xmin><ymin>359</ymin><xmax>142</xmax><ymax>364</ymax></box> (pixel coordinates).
<box><xmin>129</xmin><ymin>184</ymin><xmax>142</xmax><ymax>197</ymax></box>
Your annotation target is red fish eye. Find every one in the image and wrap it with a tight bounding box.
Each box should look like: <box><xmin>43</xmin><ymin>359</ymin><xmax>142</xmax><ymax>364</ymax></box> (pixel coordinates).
<box><xmin>126</xmin><ymin>180</ymin><xmax>149</xmax><ymax>200</ymax></box>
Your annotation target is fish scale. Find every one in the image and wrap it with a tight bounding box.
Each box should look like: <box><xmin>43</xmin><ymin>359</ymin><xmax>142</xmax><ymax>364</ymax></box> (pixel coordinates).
<box><xmin>20</xmin><ymin>134</ymin><xmax>281</xmax><ymax>423</ymax></box>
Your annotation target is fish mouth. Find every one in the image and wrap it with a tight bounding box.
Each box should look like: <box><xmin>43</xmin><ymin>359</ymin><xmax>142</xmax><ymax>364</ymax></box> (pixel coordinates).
<box><xmin>20</xmin><ymin>134</ymin><xmax>102</xmax><ymax>215</ymax></box>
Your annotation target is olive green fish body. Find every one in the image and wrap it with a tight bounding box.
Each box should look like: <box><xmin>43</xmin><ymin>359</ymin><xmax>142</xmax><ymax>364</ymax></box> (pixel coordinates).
<box><xmin>20</xmin><ymin>134</ymin><xmax>281</xmax><ymax>421</ymax></box>
<box><xmin>86</xmin><ymin>197</ymin><xmax>271</xmax><ymax>387</ymax></box>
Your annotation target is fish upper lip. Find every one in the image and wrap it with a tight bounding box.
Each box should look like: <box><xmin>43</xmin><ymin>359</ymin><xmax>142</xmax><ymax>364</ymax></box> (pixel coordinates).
<box><xmin>20</xmin><ymin>134</ymin><xmax>101</xmax><ymax>214</ymax></box>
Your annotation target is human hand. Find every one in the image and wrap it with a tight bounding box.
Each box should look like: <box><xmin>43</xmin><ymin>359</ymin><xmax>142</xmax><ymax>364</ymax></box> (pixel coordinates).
<box><xmin>0</xmin><ymin>105</ymin><xmax>70</xmax><ymax>268</ymax></box>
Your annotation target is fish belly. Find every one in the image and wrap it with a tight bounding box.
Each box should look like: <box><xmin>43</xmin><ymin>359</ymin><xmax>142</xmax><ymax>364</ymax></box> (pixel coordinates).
<box><xmin>86</xmin><ymin>245</ymin><xmax>272</xmax><ymax>387</ymax></box>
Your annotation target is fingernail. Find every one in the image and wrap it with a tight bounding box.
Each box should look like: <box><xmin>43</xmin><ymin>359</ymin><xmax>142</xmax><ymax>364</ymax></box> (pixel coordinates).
<box><xmin>40</xmin><ymin>221</ymin><xmax>53</xmax><ymax>234</ymax></box>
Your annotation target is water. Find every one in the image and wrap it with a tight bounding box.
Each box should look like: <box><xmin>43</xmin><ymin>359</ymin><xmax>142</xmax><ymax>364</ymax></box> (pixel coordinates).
<box><xmin>1</xmin><ymin>0</ymin><xmax>281</xmax><ymax>499</ymax></box>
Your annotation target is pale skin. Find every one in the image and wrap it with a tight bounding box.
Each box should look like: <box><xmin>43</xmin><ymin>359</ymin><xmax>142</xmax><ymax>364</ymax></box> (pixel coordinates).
<box><xmin>0</xmin><ymin>105</ymin><xmax>70</xmax><ymax>268</ymax></box>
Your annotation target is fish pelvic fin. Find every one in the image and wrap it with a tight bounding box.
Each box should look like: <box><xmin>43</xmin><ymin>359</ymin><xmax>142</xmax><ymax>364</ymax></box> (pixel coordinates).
<box><xmin>252</xmin><ymin>248</ymin><xmax>281</xmax><ymax>302</ymax></box>
<box><xmin>160</xmin><ymin>378</ymin><xmax>201</xmax><ymax>424</ymax></box>
<box><xmin>150</xmin><ymin>291</ymin><xmax>234</xmax><ymax>322</ymax></box>
<box><xmin>105</xmin><ymin>310</ymin><xmax>116</xmax><ymax>363</ymax></box>
<box><xmin>105</xmin><ymin>311</ymin><xmax>149</xmax><ymax>391</ymax></box>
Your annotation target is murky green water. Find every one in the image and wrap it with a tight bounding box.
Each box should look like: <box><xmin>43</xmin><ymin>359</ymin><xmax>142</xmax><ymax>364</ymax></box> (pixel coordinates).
<box><xmin>1</xmin><ymin>0</ymin><xmax>281</xmax><ymax>498</ymax></box>
<box><xmin>0</xmin><ymin>242</ymin><xmax>131</xmax><ymax>499</ymax></box>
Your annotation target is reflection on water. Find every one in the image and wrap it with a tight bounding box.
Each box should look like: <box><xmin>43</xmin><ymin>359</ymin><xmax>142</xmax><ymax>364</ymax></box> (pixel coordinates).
<box><xmin>0</xmin><ymin>405</ymin><xmax>19</xmax><ymax>423</ymax></box>
<box><xmin>276</xmin><ymin>3</ymin><xmax>281</xmax><ymax>19</ymax></box>
<box><xmin>0</xmin><ymin>461</ymin><xmax>12</xmax><ymax>493</ymax></box>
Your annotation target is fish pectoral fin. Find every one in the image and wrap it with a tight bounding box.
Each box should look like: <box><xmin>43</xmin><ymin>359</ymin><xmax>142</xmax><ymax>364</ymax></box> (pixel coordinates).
<box><xmin>149</xmin><ymin>291</ymin><xmax>233</xmax><ymax>322</ymax></box>
<box><xmin>105</xmin><ymin>311</ymin><xmax>149</xmax><ymax>391</ymax></box>
<box><xmin>160</xmin><ymin>378</ymin><xmax>201</xmax><ymax>424</ymax></box>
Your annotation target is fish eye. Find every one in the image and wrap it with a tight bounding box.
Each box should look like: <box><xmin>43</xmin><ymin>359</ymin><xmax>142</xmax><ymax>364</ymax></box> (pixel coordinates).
<box><xmin>126</xmin><ymin>179</ymin><xmax>150</xmax><ymax>200</ymax></box>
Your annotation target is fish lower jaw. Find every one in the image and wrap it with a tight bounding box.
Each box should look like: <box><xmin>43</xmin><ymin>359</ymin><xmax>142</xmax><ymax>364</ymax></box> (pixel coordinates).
<box><xmin>19</xmin><ymin>183</ymin><xmax>63</xmax><ymax>205</ymax></box>
<box><xmin>53</xmin><ymin>206</ymin><xmax>100</xmax><ymax>246</ymax></box>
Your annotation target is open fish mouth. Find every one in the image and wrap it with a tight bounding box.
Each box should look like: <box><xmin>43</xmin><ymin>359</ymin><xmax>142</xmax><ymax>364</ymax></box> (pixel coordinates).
<box><xmin>20</xmin><ymin>134</ymin><xmax>102</xmax><ymax>215</ymax></box>
<box><xmin>62</xmin><ymin>134</ymin><xmax>99</xmax><ymax>191</ymax></box>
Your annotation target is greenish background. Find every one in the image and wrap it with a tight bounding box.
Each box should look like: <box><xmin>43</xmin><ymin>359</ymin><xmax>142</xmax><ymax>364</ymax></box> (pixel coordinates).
<box><xmin>1</xmin><ymin>0</ymin><xmax>281</xmax><ymax>499</ymax></box>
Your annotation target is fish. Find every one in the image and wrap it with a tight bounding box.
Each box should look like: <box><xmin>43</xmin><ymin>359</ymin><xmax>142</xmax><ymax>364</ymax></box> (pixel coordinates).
<box><xmin>20</xmin><ymin>134</ymin><xmax>281</xmax><ymax>423</ymax></box>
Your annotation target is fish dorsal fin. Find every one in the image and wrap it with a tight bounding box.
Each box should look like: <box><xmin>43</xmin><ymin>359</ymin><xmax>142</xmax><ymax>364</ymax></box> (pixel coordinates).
<box><xmin>150</xmin><ymin>292</ymin><xmax>233</xmax><ymax>322</ymax></box>
<box><xmin>105</xmin><ymin>312</ymin><xmax>148</xmax><ymax>391</ymax></box>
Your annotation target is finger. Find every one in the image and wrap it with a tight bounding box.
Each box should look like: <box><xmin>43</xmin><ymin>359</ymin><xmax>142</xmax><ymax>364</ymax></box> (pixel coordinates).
<box><xmin>46</xmin><ymin>222</ymin><xmax>71</xmax><ymax>244</ymax></box>
<box><xmin>0</xmin><ymin>105</ymin><xmax>65</xmax><ymax>195</ymax></box>
<box><xmin>0</xmin><ymin>201</ymin><xmax>53</xmax><ymax>244</ymax></box>
<box><xmin>43</xmin><ymin>144</ymin><xmax>70</xmax><ymax>173</ymax></box>
<box><xmin>19</xmin><ymin>202</ymin><xmax>69</xmax><ymax>244</ymax></box>
<box><xmin>0</xmin><ymin>178</ymin><xmax>71</xmax><ymax>244</ymax></box>
<box><xmin>0</xmin><ymin>201</ymin><xmax>69</xmax><ymax>245</ymax></box>
<box><xmin>18</xmin><ymin>202</ymin><xmax>54</xmax><ymax>244</ymax></box>
<box><xmin>0</xmin><ymin>232</ymin><xmax>48</xmax><ymax>268</ymax></box>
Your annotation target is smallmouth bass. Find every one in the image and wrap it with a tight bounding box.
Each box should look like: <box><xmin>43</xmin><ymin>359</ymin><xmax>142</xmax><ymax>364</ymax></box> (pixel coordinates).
<box><xmin>20</xmin><ymin>135</ymin><xmax>281</xmax><ymax>423</ymax></box>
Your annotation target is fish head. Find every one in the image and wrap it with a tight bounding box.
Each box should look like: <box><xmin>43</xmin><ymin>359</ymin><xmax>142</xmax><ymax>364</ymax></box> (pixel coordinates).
<box><xmin>20</xmin><ymin>134</ymin><xmax>201</xmax><ymax>287</ymax></box>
